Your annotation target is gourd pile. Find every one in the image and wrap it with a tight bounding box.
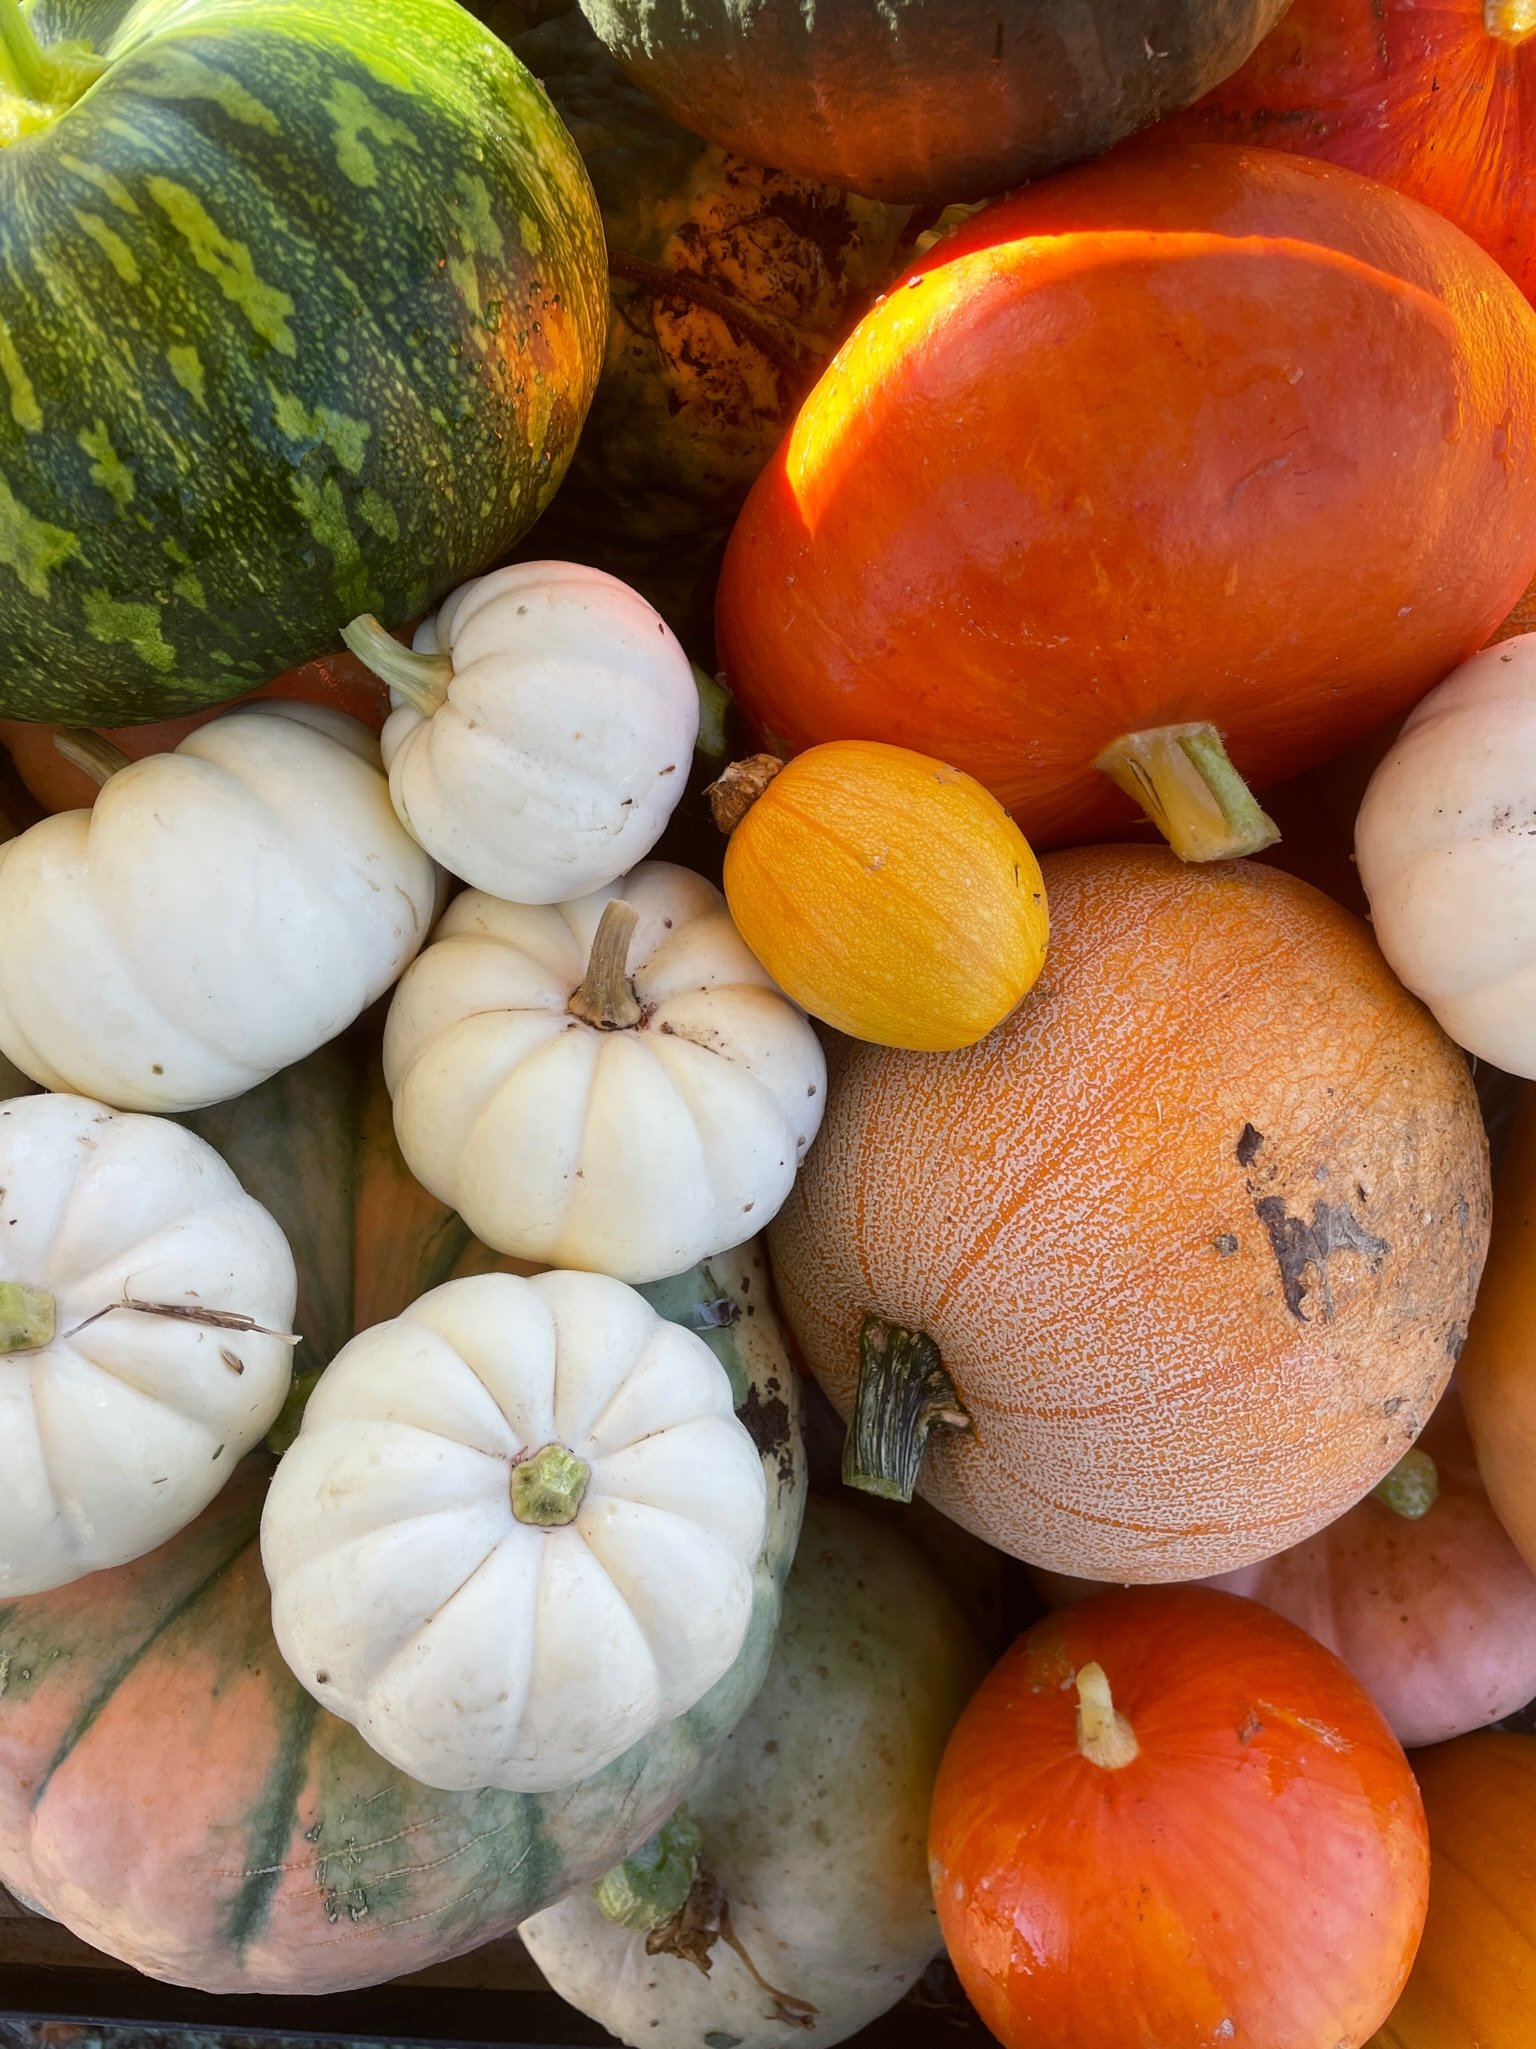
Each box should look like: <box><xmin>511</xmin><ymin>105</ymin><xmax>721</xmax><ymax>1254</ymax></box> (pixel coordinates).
<box><xmin>2</xmin><ymin>2</ymin><xmax>1536</xmax><ymax>2046</ymax></box>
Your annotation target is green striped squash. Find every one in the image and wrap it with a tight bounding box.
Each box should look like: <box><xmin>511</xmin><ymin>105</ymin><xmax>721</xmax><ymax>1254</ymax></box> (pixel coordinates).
<box><xmin>0</xmin><ymin>0</ymin><xmax>608</xmax><ymax>724</ymax></box>
<box><xmin>0</xmin><ymin>1042</ymin><xmax>806</xmax><ymax>1992</ymax></box>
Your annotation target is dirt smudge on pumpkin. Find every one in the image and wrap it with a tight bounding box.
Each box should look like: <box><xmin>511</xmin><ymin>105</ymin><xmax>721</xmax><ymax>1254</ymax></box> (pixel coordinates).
<box><xmin>737</xmin><ymin>1383</ymin><xmax>795</xmax><ymax>1491</ymax></box>
<box><xmin>1251</xmin><ymin>1194</ymin><xmax>1390</xmax><ymax>1323</ymax></box>
<box><xmin>1235</xmin><ymin>1122</ymin><xmax>1266</xmax><ymax>1168</ymax></box>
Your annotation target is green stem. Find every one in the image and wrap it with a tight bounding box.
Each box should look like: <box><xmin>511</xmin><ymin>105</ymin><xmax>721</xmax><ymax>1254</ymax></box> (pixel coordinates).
<box><xmin>1095</xmin><ymin>722</ymin><xmax>1280</xmax><ymax>863</ymax></box>
<box><xmin>1075</xmin><ymin>1662</ymin><xmax>1140</xmax><ymax>1771</ymax></box>
<box><xmin>0</xmin><ymin>1281</ymin><xmax>55</xmax><ymax>1353</ymax></box>
<box><xmin>594</xmin><ymin>1813</ymin><xmax>704</xmax><ymax>1932</ymax></box>
<box><xmin>510</xmin><ymin>1442</ymin><xmax>591</xmax><ymax>1526</ymax></box>
<box><xmin>842</xmin><ymin>1315</ymin><xmax>972</xmax><ymax>1503</ymax></box>
<box><xmin>53</xmin><ymin>728</ymin><xmax>132</xmax><ymax>788</ymax></box>
<box><xmin>0</xmin><ymin>0</ymin><xmax>48</xmax><ymax>102</ymax></box>
<box><xmin>342</xmin><ymin>613</ymin><xmax>453</xmax><ymax>718</ymax></box>
<box><xmin>1486</xmin><ymin>0</ymin><xmax>1536</xmax><ymax>45</ymax></box>
<box><xmin>1372</xmin><ymin>1448</ymin><xmax>1439</xmax><ymax>1520</ymax></box>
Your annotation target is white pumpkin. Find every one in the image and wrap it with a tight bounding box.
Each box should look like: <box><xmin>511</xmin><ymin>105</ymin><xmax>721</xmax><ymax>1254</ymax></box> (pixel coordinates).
<box><xmin>383</xmin><ymin>861</ymin><xmax>827</xmax><ymax>1285</ymax></box>
<box><xmin>1356</xmin><ymin>632</ymin><xmax>1536</xmax><ymax>1078</ymax></box>
<box><xmin>260</xmin><ymin>1268</ymin><xmax>768</xmax><ymax>1794</ymax></box>
<box><xmin>344</xmin><ymin>562</ymin><xmax>699</xmax><ymax>902</ymax></box>
<box><xmin>0</xmin><ymin>1092</ymin><xmax>298</xmax><ymax>1597</ymax></box>
<box><xmin>0</xmin><ymin>704</ymin><xmax>442</xmax><ymax>1115</ymax></box>
<box><xmin>521</xmin><ymin>1498</ymin><xmax>985</xmax><ymax>2049</ymax></box>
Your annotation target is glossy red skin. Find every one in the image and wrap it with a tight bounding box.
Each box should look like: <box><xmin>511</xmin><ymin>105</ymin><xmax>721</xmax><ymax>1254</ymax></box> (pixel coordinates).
<box><xmin>716</xmin><ymin>143</ymin><xmax>1536</xmax><ymax>848</ymax></box>
<box><xmin>1162</xmin><ymin>0</ymin><xmax>1536</xmax><ymax>305</ymax></box>
<box><xmin>0</xmin><ymin>649</ymin><xmax>391</xmax><ymax>814</ymax></box>
<box><xmin>930</xmin><ymin>1585</ymin><xmax>1429</xmax><ymax>2049</ymax></box>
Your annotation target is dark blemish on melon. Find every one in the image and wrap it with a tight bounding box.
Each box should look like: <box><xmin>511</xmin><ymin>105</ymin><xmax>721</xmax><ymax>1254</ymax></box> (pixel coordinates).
<box><xmin>1252</xmin><ymin>1195</ymin><xmax>1390</xmax><ymax>1323</ymax></box>
<box><xmin>1213</xmin><ymin>1233</ymin><xmax>1238</xmax><ymax>1256</ymax></box>
<box><xmin>1236</xmin><ymin>1123</ymin><xmax>1265</xmax><ymax>1168</ymax></box>
<box><xmin>738</xmin><ymin>1386</ymin><xmax>795</xmax><ymax>1489</ymax></box>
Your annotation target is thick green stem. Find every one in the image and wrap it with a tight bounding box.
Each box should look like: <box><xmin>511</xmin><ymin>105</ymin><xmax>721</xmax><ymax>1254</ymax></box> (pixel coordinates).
<box><xmin>1486</xmin><ymin>0</ymin><xmax>1536</xmax><ymax>45</ymax></box>
<box><xmin>842</xmin><ymin>1315</ymin><xmax>972</xmax><ymax>1503</ymax></box>
<box><xmin>53</xmin><ymin>728</ymin><xmax>131</xmax><ymax>788</ymax></box>
<box><xmin>0</xmin><ymin>0</ymin><xmax>47</xmax><ymax>101</ymax></box>
<box><xmin>1372</xmin><ymin>1448</ymin><xmax>1439</xmax><ymax>1520</ymax></box>
<box><xmin>510</xmin><ymin>1442</ymin><xmax>591</xmax><ymax>1527</ymax></box>
<box><xmin>0</xmin><ymin>1281</ymin><xmax>55</xmax><ymax>1352</ymax></box>
<box><xmin>1075</xmin><ymin>1662</ymin><xmax>1140</xmax><ymax>1770</ymax></box>
<box><xmin>567</xmin><ymin>899</ymin><xmax>642</xmax><ymax>1030</ymax></box>
<box><xmin>342</xmin><ymin>613</ymin><xmax>453</xmax><ymax>718</ymax></box>
<box><xmin>1095</xmin><ymin>722</ymin><xmax>1280</xmax><ymax>863</ymax></box>
<box><xmin>0</xmin><ymin>3</ymin><xmax>104</xmax><ymax>141</ymax></box>
<box><xmin>594</xmin><ymin>1813</ymin><xmax>704</xmax><ymax>1932</ymax></box>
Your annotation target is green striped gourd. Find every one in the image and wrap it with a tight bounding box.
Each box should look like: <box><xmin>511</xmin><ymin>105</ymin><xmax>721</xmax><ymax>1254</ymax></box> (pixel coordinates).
<box><xmin>0</xmin><ymin>0</ymin><xmax>607</xmax><ymax>724</ymax></box>
<box><xmin>0</xmin><ymin>1042</ymin><xmax>806</xmax><ymax>1992</ymax></box>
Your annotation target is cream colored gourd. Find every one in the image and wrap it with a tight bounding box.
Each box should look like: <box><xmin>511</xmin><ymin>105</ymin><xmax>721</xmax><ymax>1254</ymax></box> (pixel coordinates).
<box><xmin>261</xmin><ymin>1269</ymin><xmax>768</xmax><ymax>1794</ymax></box>
<box><xmin>383</xmin><ymin>862</ymin><xmax>826</xmax><ymax>1284</ymax></box>
<box><xmin>522</xmin><ymin>1497</ymin><xmax>984</xmax><ymax>2049</ymax></box>
<box><xmin>345</xmin><ymin>562</ymin><xmax>699</xmax><ymax>902</ymax></box>
<box><xmin>0</xmin><ymin>705</ymin><xmax>441</xmax><ymax>1114</ymax></box>
<box><xmin>1</xmin><ymin>1093</ymin><xmax>297</xmax><ymax>1596</ymax></box>
<box><xmin>1357</xmin><ymin>633</ymin><xmax>1536</xmax><ymax>1077</ymax></box>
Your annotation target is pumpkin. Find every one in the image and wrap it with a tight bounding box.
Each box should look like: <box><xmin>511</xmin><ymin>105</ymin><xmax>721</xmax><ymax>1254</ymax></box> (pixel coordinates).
<box><xmin>715</xmin><ymin>143</ymin><xmax>1536</xmax><ymax>859</ymax></box>
<box><xmin>1035</xmin><ymin>1392</ymin><xmax>1536</xmax><ymax>1749</ymax></box>
<box><xmin>577</xmin><ymin>0</ymin><xmax>1292</xmax><ymax>205</ymax></box>
<box><xmin>344</xmin><ymin>562</ymin><xmax>699</xmax><ymax>902</ymax></box>
<box><xmin>0</xmin><ymin>704</ymin><xmax>440</xmax><ymax>1113</ymax></box>
<box><xmin>709</xmin><ymin>741</ymin><xmax>1049</xmax><ymax>1051</ymax></box>
<box><xmin>1454</xmin><ymin>1083</ymin><xmax>1536</xmax><ymax>1580</ymax></box>
<box><xmin>0</xmin><ymin>1036</ymin><xmax>808</xmax><ymax>1993</ymax></box>
<box><xmin>522</xmin><ymin>1495</ymin><xmax>985</xmax><ymax>2049</ymax></box>
<box><xmin>0</xmin><ymin>0</ymin><xmax>607</xmax><ymax>728</ymax></box>
<box><xmin>0</xmin><ymin>1092</ymin><xmax>296</xmax><ymax>1595</ymax></box>
<box><xmin>263</xmin><ymin>1269</ymin><xmax>767</xmax><ymax>1794</ymax></box>
<box><xmin>1161</xmin><ymin>0</ymin><xmax>1536</xmax><ymax>307</ymax></box>
<box><xmin>930</xmin><ymin>1586</ymin><xmax>1430</xmax><ymax>2049</ymax></box>
<box><xmin>1371</xmin><ymin>1733</ymin><xmax>1536</xmax><ymax>2048</ymax></box>
<box><xmin>769</xmin><ymin>846</ymin><xmax>1490</xmax><ymax>1581</ymax></box>
<box><xmin>384</xmin><ymin>861</ymin><xmax>826</xmax><ymax>1285</ymax></box>
<box><xmin>1355</xmin><ymin>633</ymin><xmax>1536</xmax><ymax>1079</ymax></box>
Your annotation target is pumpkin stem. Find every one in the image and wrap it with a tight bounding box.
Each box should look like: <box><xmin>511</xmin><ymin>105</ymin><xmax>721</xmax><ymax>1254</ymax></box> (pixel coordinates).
<box><xmin>594</xmin><ymin>1812</ymin><xmax>705</xmax><ymax>1932</ymax></box>
<box><xmin>707</xmin><ymin>753</ymin><xmax>784</xmax><ymax>835</ymax></box>
<box><xmin>1372</xmin><ymin>1447</ymin><xmax>1440</xmax><ymax>1519</ymax></box>
<box><xmin>0</xmin><ymin>1281</ymin><xmax>54</xmax><ymax>1353</ymax></box>
<box><xmin>568</xmin><ymin>899</ymin><xmax>643</xmax><ymax>1030</ymax></box>
<box><xmin>510</xmin><ymin>1442</ymin><xmax>591</xmax><ymax>1527</ymax></box>
<box><xmin>342</xmin><ymin>613</ymin><xmax>453</xmax><ymax>718</ymax></box>
<box><xmin>0</xmin><ymin>2</ymin><xmax>104</xmax><ymax>139</ymax></box>
<box><xmin>842</xmin><ymin>1314</ymin><xmax>973</xmax><ymax>1504</ymax></box>
<box><xmin>52</xmin><ymin>728</ymin><xmax>132</xmax><ymax>788</ymax></box>
<box><xmin>692</xmin><ymin>665</ymin><xmax>732</xmax><ymax>766</ymax></box>
<box><xmin>0</xmin><ymin>0</ymin><xmax>46</xmax><ymax>101</ymax></box>
<box><xmin>1486</xmin><ymin>0</ymin><xmax>1536</xmax><ymax>45</ymax></box>
<box><xmin>642</xmin><ymin>1867</ymin><xmax>819</xmax><ymax>2027</ymax></box>
<box><xmin>1075</xmin><ymin>1661</ymin><xmax>1141</xmax><ymax>1771</ymax></box>
<box><xmin>1095</xmin><ymin>722</ymin><xmax>1280</xmax><ymax>862</ymax></box>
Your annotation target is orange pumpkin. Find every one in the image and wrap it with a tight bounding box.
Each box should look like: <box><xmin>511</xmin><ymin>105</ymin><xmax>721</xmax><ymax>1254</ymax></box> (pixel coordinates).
<box><xmin>710</xmin><ymin>740</ymin><xmax>1049</xmax><ymax>1051</ymax></box>
<box><xmin>931</xmin><ymin>1585</ymin><xmax>1430</xmax><ymax>2049</ymax></box>
<box><xmin>1457</xmin><ymin>1083</ymin><xmax>1536</xmax><ymax>1577</ymax></box>
<box><xmin>716</xmin><ymin>143</ymin><xmax>1536</xmax><ymax>858</ymax></box>
<box><xmin>1372</xmin><ymin>1733</ymin><xmax>1536</xmax><ymax>2047</ymax></box>
<box><xmin>768</xmin><ymin>845</ymin><xmax>1490</xmax><ymax>1580</ymax></box>
<box><xmin>1163</xmin><ymin>0</ymin><xmax>1536</xmax><ymax>307</ymax></box>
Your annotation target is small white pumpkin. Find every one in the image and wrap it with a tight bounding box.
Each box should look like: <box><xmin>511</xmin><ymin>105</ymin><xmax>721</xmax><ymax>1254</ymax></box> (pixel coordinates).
<box><xmin>1356</xmin><ymin>632</ymin><xmax>1536</xmax><ymax>1078</ymax></box>
<box><xmin>344</xmin><ymin>562</ymin><xmax>699</xmax><ymax>902</ymax></box>
<box><xmin>383</xmin><ymin>861</ymin><xmax>827</xmax><ymax>1285</ymax></box>
<box><xmin>0</xmin><ymin>704</ymin><xmax>441</xmax><ymax>1113</ymax></box>
<box><xmin>0</xmin><ymin>1092</ymin><xmax>298</xmax><ymax>1597</ymax></box>
<box><xmin>260</xmin><ymin>1268</ymin><xmax>768</xmax><ymax>1794</ymax></box>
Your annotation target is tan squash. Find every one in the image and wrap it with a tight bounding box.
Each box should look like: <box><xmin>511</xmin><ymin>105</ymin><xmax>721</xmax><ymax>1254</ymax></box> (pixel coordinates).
<box><xmin>1458</xmin><ymin>1083</ymin><xmax>1536</xmax><ymax>1576</ymax></box>
<box><xmin>769</xmin><ymin>846</ymin><xmax>1490</xmax><ymax>1581</ymax></box>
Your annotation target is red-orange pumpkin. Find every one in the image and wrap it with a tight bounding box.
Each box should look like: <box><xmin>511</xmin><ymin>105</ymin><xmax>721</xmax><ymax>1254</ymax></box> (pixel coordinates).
<box><xmin>716</xmin><ymin>143</ymin><xmax>1536</xmax><ymax>857</ymax></box>
<box><xmin>930</xmin><ymin>1586</ymin><xmax>1430</xmax><ymax>2049</ymax></box>
<box><xmin>1162</xmin><ymin>0</ymin><xmax>1536</xmax><ymax>306</ymax></box>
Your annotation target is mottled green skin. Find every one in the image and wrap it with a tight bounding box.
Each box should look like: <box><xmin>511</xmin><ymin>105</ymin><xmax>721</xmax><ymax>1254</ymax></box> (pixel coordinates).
<box><xmin>0</xmin><ymin>0</ymin><xmax>607</xmax><ymax>724</ymax></box>
<box><xmin>0</xmin><ymin>1050</ymin><xmax>805</xmax><ymax>1993</ymax></box>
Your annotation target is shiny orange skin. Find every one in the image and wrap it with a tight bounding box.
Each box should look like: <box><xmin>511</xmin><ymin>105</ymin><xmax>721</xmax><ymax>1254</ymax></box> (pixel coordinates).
<box><xmin>716</xmin><ymin>143</ymin><xmax>1536</xmax><ymax>849</ymax></box>
<box><xmin>1373</xmin><ymin>1734</ymin><xmax>1536</xmax><ymax>2047</ymax></box>
<box><xmin>1163</xmin><ymin>0</ymin><xmax>1536</xmax><ymax>306</ymax></box>
<box><xmin>931</xmin><ymin>1586</ymin><xmax>1430</xmax><ymax>2049</ymax></box>
<box><xmin>0</xmin><ymin>648</ymin><xmax>390</xmax><ymax>813</ymax></box>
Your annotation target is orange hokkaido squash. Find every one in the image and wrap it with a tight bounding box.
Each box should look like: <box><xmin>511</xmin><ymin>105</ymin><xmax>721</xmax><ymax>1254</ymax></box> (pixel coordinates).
<box><xmin>769</xmin><ymin>845</ymin><xmax>1491</xmax><ymax>1581</ymax></box>
<box><xmin>710</xmin><ymin>740</ymin><xmax>1049</xmax><ymax>1051</ymax></box>
<box><xmin>716</xmin><ymin>143</ymin><xmax>1536</xmax><ymax>857</ymax></box>
<box><xmin>1371</xmin><ymin>1733</ymin><xmax>1536</xmax><ymax>2047</ymax></box>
